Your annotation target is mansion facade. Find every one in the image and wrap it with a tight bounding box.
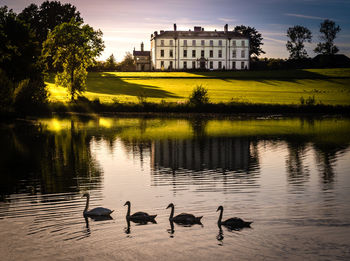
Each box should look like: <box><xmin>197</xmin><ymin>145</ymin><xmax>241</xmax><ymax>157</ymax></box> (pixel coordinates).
<box><xmin>150</xmin><ymin>24</ymin><xmax>250</xmax><ymax>70</ymax></box>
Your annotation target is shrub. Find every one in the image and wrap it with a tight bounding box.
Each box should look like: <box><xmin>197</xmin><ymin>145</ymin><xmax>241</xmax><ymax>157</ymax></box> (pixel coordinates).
<box><xmin>14</xmin><ymin>77</ymin><xmax>49</xmax><ymax>113</ymax></box>
<box><xmin>305</xmin><ymin>95</ymin><xmax>316</xmax><ymax>105</ymax></box>
<box><xmin>137</xmin><ymin>91</ymin><xmax>147</xmax><ymax>104</ymax></box>
<box><xmin>0</xmin><ymin>69</ymin><xmax>14</xmax><ymax>112</ymax></box>
<box><xmin>189</xmin><ymin>85</ymin><xmax>210</xmax><ymax>106</ymax></box>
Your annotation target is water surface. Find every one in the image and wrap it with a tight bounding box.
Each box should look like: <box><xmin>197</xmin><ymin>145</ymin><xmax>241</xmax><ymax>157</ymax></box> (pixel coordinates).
<box><xmin>0</xmin><ymin>116</ymin><xmax>350</xmax><ymax>260</ymax></box>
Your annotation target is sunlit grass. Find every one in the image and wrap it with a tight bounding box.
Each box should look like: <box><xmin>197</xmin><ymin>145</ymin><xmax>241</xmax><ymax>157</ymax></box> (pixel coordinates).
<box><xmin>46</xmin><ymin>68</ymin><xmax>350</xmax><ymax>105</ymax></box>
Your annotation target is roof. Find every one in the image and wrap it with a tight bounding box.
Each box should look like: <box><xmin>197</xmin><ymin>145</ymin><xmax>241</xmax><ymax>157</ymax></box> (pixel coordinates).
<box><xmin>152</xmin><ymin>30</ymin><xmax>247</xmax><ymax>40</ymax></box>
<box><xmin>133</xmin><ymin>51</ymin><xmax>150</xmax><ymax>56</ymax></box>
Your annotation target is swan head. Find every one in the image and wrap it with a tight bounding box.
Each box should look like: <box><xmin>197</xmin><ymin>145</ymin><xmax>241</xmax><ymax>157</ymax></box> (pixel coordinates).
<box><xmin>124</xmin><ymin>201</ymin><xmax>130</xmax><ymax>206</ymax></box>
<box><xmin>216</xmin><ymin>206</ymin><xmax>223</xmax><ymax>212</ymax></box>
<box><xmin>166</xmin><ymin>203</ymin><xmax>174</xmax><ymax>209</ymax></box>
<box><xmin>82</xmin><ymin>193</ymin><xmax>90</xmax><ymax>198</ymax></box>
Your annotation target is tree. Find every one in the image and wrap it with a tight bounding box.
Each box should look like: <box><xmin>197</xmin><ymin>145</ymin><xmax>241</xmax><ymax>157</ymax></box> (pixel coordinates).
<box><xmin>118</xmin><ymin>52</ymin><xmax>135</xmax><ymax>71</ymax></box>
<box><xmin>314</xmin><ymin>19</ymin><xmax>341</xmax><ymax>55</ymax></box>
<box><xmin>18</xmin><ymin>1</ymin><xmax>83</xmax><ymax>45</ymax></box>
<box><xmin>234</xmin><ymin>25</ymin><xmax>265</xmax><ymax>57</ymax></box>
<box><xmin>0</xmin><ymin>6</ymin><xmax>40</xmax><ymax>81</ymax></box>
<box><xmin>286</xmin><ymin>25</ymin><xmax>312</xmax><ymax>59</ymax></box>
<box><xmin>188</xmin><ymin>85</ymin><xmax>209</xmax><ymax>106</ymax></box>
<box><xmin>0</xmin><ymin>6</ymin><xmax>48</xmax><ymax>113</ymax></box>
<box><xmin>42</xmin><ymin>20</ymin><xmax>104</xmax><ymax>100</ymax></box>
<box><xmin>105</xmin><ymin>54</ymin><xmax>117</xmax><ymax>71</ymax></box>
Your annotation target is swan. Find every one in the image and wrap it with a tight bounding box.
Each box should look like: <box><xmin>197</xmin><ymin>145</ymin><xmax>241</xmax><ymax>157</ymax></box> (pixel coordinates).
<box><xmin>166</xmin><ymin>203</ymin><xmax>202</xmax><ymax>224</ymax></box>
<box><xmin>124</xmin><ymin>201</ymin><xmax>157</xmax><ymax>223</ymax></box>
<box><xmin>216</xmin><ymin>205</ymin><xmax>252</xmax><ymax>228</ymax></box>
<box><xmin>82</xmin><ymin>193</ymin><xmax>114</xmax><ymax>217</ymax></box>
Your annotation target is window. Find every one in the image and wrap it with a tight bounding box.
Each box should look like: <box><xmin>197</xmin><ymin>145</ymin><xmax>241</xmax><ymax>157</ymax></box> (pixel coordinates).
<box><xmin>170</xmin><ymin>49</ymin><xmax>173</xmax><ymax>57</ymax></box>
<box><xmin>169</xmin><ymin>61</ymin><xmax>173</xmax><ymax>69</ymax></box>
<box><xmin>201</xmin><ymin>50</ymin><xmax>204</xmax><ymax>57</ymax></box>
<box><xmin>210</xmin><ymin>61</ymin><xmax>213</xmax><ymax>69</ymax></box>
<box><xmin>192</xmin><ymin>40</ymin><xmax>196</xmax><ymax>46</ymax></box>
<box><xmin>184</xmin><ymin>61</ymin><xmax>187</xmax><ymax>69</ymax></box>
<box><xmin>232</xmin><ymin>50</ymin><xmax>236</xmax><ymax>58</ymax></box>
<box><xmin>210</xmin><ymin>50</ymin><xmax>213</xmax><ymax>58</ymax></box>
<box><xmin>184</xmin><ymin>40</ymin><xmax>187</xmax><ymax>46</ymax></box>
<box><xmin>218</xmin><ymin>61</ymin><xmax>222</xmax><ymax>69</ymax></box>
<box><xmin>218</xmin><ymin>50</ymin><xmax>222</xmax><ymax>58</ymax></box>
<box><xmin>161</xmin><ymin>40</ymin><xmax>164</xmax><ymax>46</ymax></box>
<box><xmin>160</xmin><ymin>49</ymin><xmax>164</xmax><ymax>57</ymax></box>
<box><xmin>192</xmin><ymin>50</ymin><xmax>196</xmax><ymax>57</ymax></box>
<box><xmin>241</xmin><ymin>50</ymin><xmax>245</xmax><ymax>58</ymax></box>
<box><xmin>241</xmin><ymin>61</ymin><xmax>245</xmax><ymax>69</ymax></box>
<box><xmin>210</xmin><ymin>40</ymin><xmax>213</xmax><ymax>46</ymax></box>
<box><xmin>201</xmin><ymin>40</ymin><xmax>205</xmax><ymax>46</ymax></box>
<box><xmin>232</xmin><ymin>61</ymin><xmax>236</xmax><ymax>69</ymax></box>
<box><xmin>219</xmin><ymin>40</ymin><xmax>222</xmax><ymax>46</ymax></box>
<box><xmin>170</xmin><ymin>40</ymin><xmax>173</xmax><ymax>46</ymax></box>
<box><xmin>232</xmin><ymin>40</ymin><xmax>236</xmax><ymax>47</ymax></box>
<box><xmin>241</xmin><ymin>40</ymin><xmax>245</xmax><ymax>47</ymax></box>
<box><xmin>192</xmin><ymin>61</ymin><xmax>196</xmax><ymax>69</ymax></box>
<box><xmin>183</xmin><ymin>50</ymin><xmax>187</xmax><ymax>57</ymax></box>
<box><xmin>161</xmin><ymin>61</ymin><xmax>164</xmax><ymax>68</ymax></box>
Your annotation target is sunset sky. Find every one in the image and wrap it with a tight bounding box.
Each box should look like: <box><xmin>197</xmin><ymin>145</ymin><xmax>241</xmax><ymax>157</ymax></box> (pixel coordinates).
<box><xmin>2</xmin><ymin>0</ymin><xmax>350</xmax><ymax>61</ymax></box>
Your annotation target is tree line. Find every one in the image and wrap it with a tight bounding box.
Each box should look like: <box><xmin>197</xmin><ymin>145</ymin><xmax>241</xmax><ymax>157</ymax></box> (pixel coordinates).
<box><xmin>0</xmin><ymin>1</ymin><xmax>345</xmax><ymax>113</ymax></box>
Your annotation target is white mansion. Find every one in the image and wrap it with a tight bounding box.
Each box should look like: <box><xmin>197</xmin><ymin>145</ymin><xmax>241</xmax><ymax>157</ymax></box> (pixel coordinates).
<box><xmin>150</xmin><ymin>24</ymin><xmax>249</xmax><ymax>70</ymax></box>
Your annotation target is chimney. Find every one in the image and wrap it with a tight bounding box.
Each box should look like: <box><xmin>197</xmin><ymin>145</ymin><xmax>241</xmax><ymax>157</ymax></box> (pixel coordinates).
<box><xmin>160</xmin><ymin>30</ymin><xmax>164</xmax><ymax>34</ymax></box>
<box><xmin>174</xmin><ymin>23</ymin><xmax>177</xmax><ymax>31</ymax></box>
<box><xmin>154</xmin><ymin>31</ymin><xmax>158</xmax><ymax>36</ymax></box>
<box><xmin>202</xmin><ymin>28</ymin><xmax>204</xmax><ymax>31</ymax></box>
<box><xmin>194</xmin><ymin>26</ymin><xmax>201</xmax><ymax>32</ymax></box>
<box><xmin>141</xmin><ymin>42</ymin><xmax>144</xmax><ymax>52</ymax></box>
<box><xmin>224</xmin><ymin>24</ymin><xmax>228</xmax><ymax>32</ymax></box>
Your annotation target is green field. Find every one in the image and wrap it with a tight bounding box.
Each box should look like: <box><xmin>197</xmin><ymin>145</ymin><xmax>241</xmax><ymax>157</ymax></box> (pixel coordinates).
<box><xmin>46</xmin><ymin>68</ymin><xmax>350</xmax><ymax>105</ymax></box>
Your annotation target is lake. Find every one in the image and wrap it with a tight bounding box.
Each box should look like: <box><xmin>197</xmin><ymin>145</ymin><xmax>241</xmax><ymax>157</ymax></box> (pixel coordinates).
<box><xmin>0</xmin><ymin>115</ymin><xmax>350</xmax><ymax>260</ymax></box>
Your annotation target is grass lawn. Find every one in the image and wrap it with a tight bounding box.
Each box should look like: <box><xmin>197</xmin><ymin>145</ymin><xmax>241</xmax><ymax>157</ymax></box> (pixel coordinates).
<box><xmin>46</xmin><ymin>68</ymin><xmax>350</xmax><ymax>105</ymax></box>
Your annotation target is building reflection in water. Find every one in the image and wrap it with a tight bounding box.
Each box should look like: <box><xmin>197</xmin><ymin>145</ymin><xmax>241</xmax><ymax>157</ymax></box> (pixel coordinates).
<box><xmin>150</xmin><ymin>137</ymin><xmax>260</xmax><ymax>193</ymax></box>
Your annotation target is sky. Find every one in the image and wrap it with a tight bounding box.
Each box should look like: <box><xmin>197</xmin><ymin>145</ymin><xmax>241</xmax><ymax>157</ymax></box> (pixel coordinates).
<box><xmin>1</xmin><ymin>0</ymin><xmax>350</xmax><ymax>61</ymax></box>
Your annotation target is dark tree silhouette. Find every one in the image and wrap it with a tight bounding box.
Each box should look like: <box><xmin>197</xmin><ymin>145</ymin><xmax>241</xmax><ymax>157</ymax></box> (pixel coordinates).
<box><xmin>118</xmin><ymin>52</ymin><xmax>136</xmax><ymax>71</ymax></box>
<box><xmin>0</xmin><ymin>6</ymin><xmax>48</xmax><ymax>113</ymax></box>
<box><xmin>105</xmin><ymin>54</ymin><xmax>117</xmax><ymax>71</ymax></box>
<box><xmin>286</xmin><ymin>25</ymin><xmax>312</xmax><ymax>59</ymax></box>
<box><xmin>314</xmin><ymin>19</ymin><xmax>341</xmax><ymax>55</ymax></box>
<box><xmin>18</xmin><ymin>1</ymin><xmax>83</xmax><ymax>45</ymax></box>
<box><xmin>234</xmin><ymin>25</ymin><xmax>265</xmax><ymax>57</ymax></box>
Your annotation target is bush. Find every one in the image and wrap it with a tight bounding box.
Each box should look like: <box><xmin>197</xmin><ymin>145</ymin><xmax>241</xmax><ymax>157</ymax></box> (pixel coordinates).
<box><xmin>14</xmin><ymin>78</ymin><xmax>49</xmax><ymax>113</ymax></box>
<box><xmin>0</xmin><ymin>69</ymin><xmax>14</xmax><ymax>112</ymax></box>
<box><xmin>189</xmin><ymin>85</ymin><xmax>210</xmax><ymax>106</ymax></box>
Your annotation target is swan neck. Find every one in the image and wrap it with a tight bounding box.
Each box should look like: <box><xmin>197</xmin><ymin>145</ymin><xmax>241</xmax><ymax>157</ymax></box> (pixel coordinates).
<box><xmin>218</xmin><ymin>208</ymin><xmax>223</xmax><ymax>224</ymax></box>
<box><xmin>126</xmin><ymin>203</ymin><xmax>131</xmax><ymax>217</ymax></box>
<box><xmin>84</xmin><ymin>196</ymin><xmax>89</xmax><ymax>213</ymax></box>
<box><xmin>169</xmin><ymin>205</ymin><xmax>174</xmax><ymax>219</ymax></box>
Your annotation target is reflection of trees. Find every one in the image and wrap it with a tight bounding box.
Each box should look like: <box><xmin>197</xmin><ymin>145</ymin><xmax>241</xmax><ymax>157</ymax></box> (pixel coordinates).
<box><xmin>120</xmin><ymin>138</ymin><xmax>152</xmax><ymax>169</ymax></box>
<box><xmin>285</xmin><ymin>137</ymin><xmax>310</xmax><ymax>186</ymax></box>
<box><xmin>0</xmin><ymin>121</ymin><xmax>102</xmax><ymax>198</ymax></box>
<box><xmin>189</xmin><ymin>117</ymin><xmax>208</xmax><ymax>138</ymax></box>
<box><xmin>313</xmin><ymin>144</ymin><xmax>348</xmax><ymax>189</ymax></box>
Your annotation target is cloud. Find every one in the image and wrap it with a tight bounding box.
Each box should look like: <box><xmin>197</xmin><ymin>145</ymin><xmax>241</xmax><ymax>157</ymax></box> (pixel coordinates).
<box><xmin>285</xmin><ymin>13</ymin><xmax>336</xmax><ymax>21</ymax></box>
<box><xmin>218</xmin><ymin>18</ymin><xmax>235</xmax><ymax>23</ymax></box>
<box><xmin>263</xmin><ymin>37</ymin><xmax>286</xmax><ymax>44</ymax></box>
